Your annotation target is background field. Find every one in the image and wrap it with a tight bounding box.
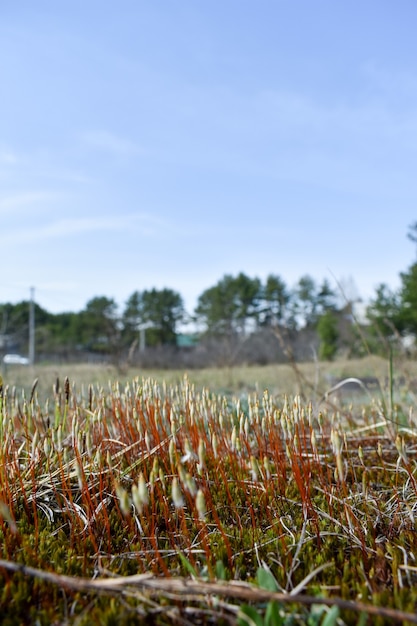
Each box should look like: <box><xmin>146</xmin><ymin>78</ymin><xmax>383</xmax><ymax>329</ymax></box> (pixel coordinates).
<box><xmin>3</xmin><ymin>355</ymin><xmax>416</xmax><ymax>404</ymax></box>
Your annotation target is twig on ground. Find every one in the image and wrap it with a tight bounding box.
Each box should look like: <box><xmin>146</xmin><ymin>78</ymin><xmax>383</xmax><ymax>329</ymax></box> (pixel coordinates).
<box><xmin>0</xmin><ymin>559</ymin><xmax>416</xmax><ymax>624</ymax></box>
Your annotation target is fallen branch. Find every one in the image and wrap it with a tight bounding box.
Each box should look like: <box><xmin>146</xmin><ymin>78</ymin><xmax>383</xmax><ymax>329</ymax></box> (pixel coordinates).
<box><xmin>0</xmin><ymin>559</ymin><xmax>416</xmax><ymax>624</ymax></box>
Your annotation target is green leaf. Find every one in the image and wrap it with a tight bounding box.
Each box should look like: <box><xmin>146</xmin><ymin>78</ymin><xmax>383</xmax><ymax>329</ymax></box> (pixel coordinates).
<box><xmin>257</xmin><ymin>566</ymin><xmax>279</xmax><ymax>592</ymax></box>
<box><xmin>307</xmin><ymin>604</ymin><xmax>326</xmax><ymax>626</ymax></box>
<box><xmin>175</xmin><ymin>550</ymin><xmax>199</xmax><ymax>578</ymax></box>
<box><xmin>356</xmin><ymin>612</ymin><xmax>368</xmax><ymax>626</ymax></box>
<box><xmin>321</xmin><ymin>606</ymin><xmax>340</xmax><ymax>626</ymax></box>
<box><xmin>215</xmin><ymin>559</ymin><xmax>228</xmax><ymax>581</ymax></box>
<box><xmin>237</xmin><ymin>605</ymin><xmax>265</xmax><ymax>626</ymax></box>
<box><xmin>265</xmin><ymin>600</ymin><xmax>284</xmax><ymax>626</ymax></box>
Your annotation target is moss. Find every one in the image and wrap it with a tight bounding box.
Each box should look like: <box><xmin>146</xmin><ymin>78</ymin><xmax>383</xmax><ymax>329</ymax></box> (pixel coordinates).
<box><xmin>1</xmin><ymin>375</ymin><xmax>417</xmax><ymax>624</ymax></box>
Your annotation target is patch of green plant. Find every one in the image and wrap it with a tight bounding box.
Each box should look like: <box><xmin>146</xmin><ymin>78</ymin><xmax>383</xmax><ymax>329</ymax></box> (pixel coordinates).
<box><xmin>1</xmin><ymin>373</ymin><xmax>417</xmax><ymax>623</ymax></box>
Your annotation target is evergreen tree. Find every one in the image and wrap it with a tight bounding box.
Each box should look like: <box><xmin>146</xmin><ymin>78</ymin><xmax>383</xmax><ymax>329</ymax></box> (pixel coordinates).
<box><xmin>398</xmin><ymin>263</ymin><xmax>417</xmax><ymax>334</ymax></box>
<box><xmin>195</xmin><ymin>273</ymin><xmax>261</xmax><ymax>335</ymax></box>
<box><xmin>121</xmin><ymin>291</ymin><xmax>143</xmax><ymax>347</ymax></box>
<box><xmin>262</xmin><ymin>274</ymin><xmax>290</xmax><ymax>325</ymax></box>
<box><xmin>141</xmin><ymin>288</ymin><xmax>184</xmax><ymax>346</ymax></box>
<box><xmin>295</xmin><ymin>275</ymin><xmax>318</xmax><ymax>327</ymax></box>
<box><xmin>366</xmin><ymin>283</ymin><xmax>401</xmax><ymax>337</ymax></box>
<box><xmin>78</xmin><ymin>296</ymin><xmax>119</xmax><ymax>353</ymax></box>
<box><xmin>316</xmin><ymin>279</ymin><xmax>337</xmax><ymax>314</ymax></box>
<box><xmin>317</xmin><ymin>312</ymin><xmax>339</xmax><ymax>361</ymax></box>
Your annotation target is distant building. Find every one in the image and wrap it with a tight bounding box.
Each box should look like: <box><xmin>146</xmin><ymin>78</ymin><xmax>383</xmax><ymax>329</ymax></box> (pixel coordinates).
<box><xmin>176</xmin><ymin>333</ymin><xmax>199</xmax><ymax>348</ymax></box>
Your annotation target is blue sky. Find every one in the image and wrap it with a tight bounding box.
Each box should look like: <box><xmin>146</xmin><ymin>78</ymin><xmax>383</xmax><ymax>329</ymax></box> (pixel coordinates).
<box><xmin>1</xmin><ymin>1</ymin><xmax>417</xmax><ymax>317</ymax></box>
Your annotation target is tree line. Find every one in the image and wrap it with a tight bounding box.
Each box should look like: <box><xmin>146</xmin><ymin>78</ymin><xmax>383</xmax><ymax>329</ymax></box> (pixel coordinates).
<box><xmin>0</xmin><ymin>273</ymin><xmax>344</xmax><ymax>364</ymax></box>
<box><xmin>2</xmin><ymin>222</ymin><xmax>417</xmax><ymax>366</ymax></box>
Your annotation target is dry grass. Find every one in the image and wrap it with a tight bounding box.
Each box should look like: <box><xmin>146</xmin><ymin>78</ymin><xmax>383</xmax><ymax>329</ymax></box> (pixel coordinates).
<box><xmin>1</xmin><ymin>357</ymin><xmax>417</xmax><ymax>624</ymax></box>
<box><xmin>3</xmin><ymin>354</ymin><xmax>415</xmax><ymax>399</ymax></box>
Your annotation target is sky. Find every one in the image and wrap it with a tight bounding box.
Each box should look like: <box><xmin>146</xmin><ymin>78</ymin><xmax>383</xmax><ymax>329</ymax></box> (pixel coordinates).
<box><xmin>1</xmin><ymin>1</ymin><xmax>417</xmax><ymax>319</ymax></box>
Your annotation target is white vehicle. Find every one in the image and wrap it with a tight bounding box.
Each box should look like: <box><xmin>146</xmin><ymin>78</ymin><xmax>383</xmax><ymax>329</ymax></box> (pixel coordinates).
<box><xmin>3</xmin><ymin>354</ymin><xmax>30</xmax><ymax>365</ymax></box>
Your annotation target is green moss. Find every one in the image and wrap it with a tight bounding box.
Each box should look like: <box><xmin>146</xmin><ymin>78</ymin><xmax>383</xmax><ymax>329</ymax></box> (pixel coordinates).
<box><xmin>1</xmin><ymin>375</ymin><xmax>417</xmax><ymax>624</ymax></box>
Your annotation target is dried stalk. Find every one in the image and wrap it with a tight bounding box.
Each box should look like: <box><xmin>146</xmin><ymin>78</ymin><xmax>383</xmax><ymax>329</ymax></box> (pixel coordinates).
<box><xmin>0</xmin><ymin>559</ymin><xmax>416</xmax><ymax>624</ymax></box>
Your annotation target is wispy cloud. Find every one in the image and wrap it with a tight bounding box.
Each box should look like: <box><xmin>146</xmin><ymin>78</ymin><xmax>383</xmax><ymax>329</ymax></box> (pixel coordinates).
<box><xmin>81</xmin><ymin>130</ymin><xmax>145</xmax><ymax>157</ymax></box>
<box><xmin>169</xmin><ymin>83</ymin><xmax>417</xmax><ymax>196</ymax></box>
<box><xmin>32</xmin><ymin>166</ymin><xmax>96</xmax><ymax>185</ymax></box>
<box><xmin>0</xmin><ymin>191</ymin><xmax>60</xmax><ymax>215</ymax></box>
<box><xmin>4</xmin><ymin>212</ymin><xmax>173</xmax><ymax>246</ymax></box>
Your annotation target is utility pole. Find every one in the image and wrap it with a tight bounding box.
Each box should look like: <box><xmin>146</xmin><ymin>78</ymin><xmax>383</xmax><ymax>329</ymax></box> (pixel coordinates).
<box><xmin>138</xmin><ymin>322</ymin><xmax>154</xmax><ymax>352</ymax></box>
<box><xmin>29</xmin><ymin>287</ymin><xmax>35</xmax><ymax>365</ymax></box>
